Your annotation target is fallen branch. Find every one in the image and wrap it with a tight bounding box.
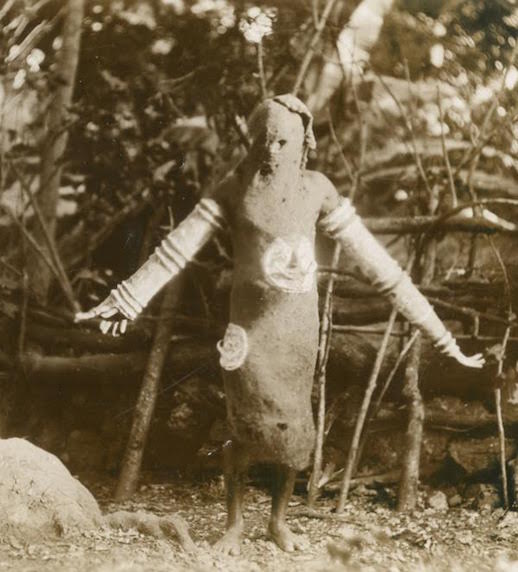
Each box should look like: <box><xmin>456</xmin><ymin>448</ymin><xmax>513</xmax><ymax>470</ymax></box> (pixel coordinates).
<box><xmin>364</xmin><ymin>214</ymin><xmax>517</xmax><ymax>235</ymax></box>
<box><xmin>19</xmin><ymin>339</ymin><xmax>217</xmax><ymax>383</ymax></box>
<box><xmin>325</xmin><ymin>463</ymin><xmax>441</xmax><ymax>492</ymax></box>
<box><xmin>105</xmin><ymin>510</ymin><xmax>196</xmax><ymax>553</ymax></box>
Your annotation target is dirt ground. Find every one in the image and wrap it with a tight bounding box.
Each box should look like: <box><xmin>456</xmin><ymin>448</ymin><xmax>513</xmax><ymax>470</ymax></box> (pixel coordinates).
<box><xmin>2</xmin><ymin>474</ymin><xmax>518</xmax><ymax>572</ymax></box>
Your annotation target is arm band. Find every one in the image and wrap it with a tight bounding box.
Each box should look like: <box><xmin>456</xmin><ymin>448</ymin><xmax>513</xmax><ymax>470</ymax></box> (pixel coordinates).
<box><xmin>318</xmin><ymin>198</ymin><xmax>458</xmax><ymax>355</ymax></box>
<box><xmin>111</xmin><ymin>198</ymin><xmax>226</xmax><ymax>318</ymax></box>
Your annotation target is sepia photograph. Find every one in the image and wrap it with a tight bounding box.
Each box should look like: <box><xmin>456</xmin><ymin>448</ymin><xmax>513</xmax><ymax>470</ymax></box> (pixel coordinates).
<box><xmin>0</xmin><ymin>0</ymin><xmax>518</xmax><ymax>570</ymax></box>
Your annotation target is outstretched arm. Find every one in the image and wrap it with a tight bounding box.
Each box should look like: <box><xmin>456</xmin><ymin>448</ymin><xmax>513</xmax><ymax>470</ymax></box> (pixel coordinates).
<box><xmin>316</xmin><ymin>174</ymin><xmax>484</xmax><ymax>368</ymax></box>
<box><xmin>75</xmin><ymin>197</ymin><xmax>226</xmax><ymax>334</ymax></box>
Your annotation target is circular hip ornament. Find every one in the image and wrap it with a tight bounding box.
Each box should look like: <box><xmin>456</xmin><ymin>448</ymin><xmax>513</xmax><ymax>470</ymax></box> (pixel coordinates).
<box><xmin>217</xmin><ymin>323</ymin><xmax>249</xmax><ymax>371</ymax></box>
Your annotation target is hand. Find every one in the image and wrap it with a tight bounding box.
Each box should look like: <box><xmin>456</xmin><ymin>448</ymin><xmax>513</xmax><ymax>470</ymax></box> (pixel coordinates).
<box><xmin>447</xmin><ymin>346</ymin><xmax>486</xmax><ymax>369</ymax></box>
<box><xmin>74</xmin><ymin>292</ymin><xmax>132</xmax><ymax>336</ymax></box>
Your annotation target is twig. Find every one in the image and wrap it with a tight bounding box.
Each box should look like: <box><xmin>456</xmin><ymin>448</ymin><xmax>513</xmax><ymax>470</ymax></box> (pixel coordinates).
<box><xmin>0</xmin><ymin>0</ymin><xmax>15</xmax><ymax>22</ymax></box>
<box><xmin>17</xmin><ymin>197</ymin><xmax>29</xmax><ymax>356</ymax></box>
<box><xmin>374</xmin><ymin>330</ymin><xmax>419</xmax><ymax>410</ymax></box>
<box><xmin>336</xmin><ymin>308</ymin><xmax>398</xmax><ymax>513</ymax></box>
<box><xmin>376</xmin><ymin>71</ymin><xmax>432</xmax><ymax>197</ymax></box>
<box><xmin>487</xmin><ymin>234</ymin><xmax>513</xmax><ymax>509</ymax></box>
<box><xmin>437</xmin><ymin>85</ymin><xmax>457</xmax><ymax>208</ymax></box>
<box><xmin>332</xmin><ymin>325</ymin><xmax>405</xmax><ymax>336</ymax></box>
<box><xmin>349</xmin><ymin>76</ymin><xmax>367</xmax><ymax>203</ymax></box>
<box><xmin>403</xmin><ymin>60</ymin><xmax>433</xmax><ymax>201</ymax></box>
<box><xmin>231</xmin><ymin>113</ymin><xmax>251</xmax><ymax>150</ymax></box>
<box><xmin>334</xmin><ymin>46</ymin><xmax>368</xmax><ymax>202</ymax></box>
<box><xmin>308</xmin><ymin>243</ymin><xmax>340</xmax><ymax>507</ymax></box>
<box><xmin>495</xmin><ymin>325</ymin><xmax>512</xmax><ymax>509</ymax></box>
<box><xmin>454</xmin><ymin>44</ymin><xmax>518</xmax><ymax>180</ymax></box>
<box><xmin>292</xmin><ymin>0</ymin><xmax>338</xmax><ymax>96</ymax></box>
<box><xmin>0</xmin><ymin>204</ymin><xmax>74</xmax><ymax>308</ymax></box>
<box><xmin>327</xmin><ymin>110</ymin><xmax>354</xmax><ymax>186</ymax></box>
<box><xmin>311</xmin><ymin>0</ymin><xmax>319</xmax><ymax>27</ymax></box>
<box><xmin>257</xmin><ymin>39</ymin><xmax>267</xmax><ymax>99</ymax></box>
<box><xmin>426</xmin><ymin>296</ymin><xmax>514</xmax><ymax>327</ymax></box>
<box><xmin>11</xmin><ymin>162</ymin><xmax>79</xmax><ymax>311</ymax></box>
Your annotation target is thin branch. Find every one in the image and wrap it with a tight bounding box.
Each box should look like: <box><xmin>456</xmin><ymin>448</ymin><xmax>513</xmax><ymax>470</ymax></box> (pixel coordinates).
<box><xmin>336</xmin><ymin>308</ymin><xmax>398</xmax><ymax>512</ymax></box>
<box><xmin>311</xmin><ymin>0</ymin><xmax>319</xmax><ymax>27</ymax></box>
<box><xmin>437</xmin><ymin>85</ymin><xmax>458</xmax><ymax>208</ymax></box>
<box><xmin>17</xmin><ymin>198</ymin><xmax>29</xmax><ymax>356</ymax></box>
<box><xmin>0</xmin><ymin>204</ymin><xmax>73</xmax><ymax>306</ymax></box>
<box><xmin>11</xmin><ymin>162</ymin><xmax>79</xmax><ymax>311</ymax></box>
<box><xmin>332</xmin><ymin>325</ymin><xmax>405</xmax><ymax>336</ymax></box>
<box><xmin>426</xmin><ymin>296</ymin><xmax>514</xmax><ymax>327</ymax></box>
<box><xmin>0</xmin><ymin>0</ymin><xmax>15</xmax><ymax>22</ymax></box>
<box><xmin>455</xmin><ymin>44</ymin><xmax>518</xmax><ymax>179</ymax></box>
<box><xmin>495</xmin><ymin>325</ymin><xmax>512</xmax><ymax>509</ymax></box>
<box><xmin>486</xmin><ymin>234</ymin><xmax>514</xmax><ymax>510</ymax></box>
<box><xmin>327</xmin><ymin>110</ymin><xmax>354</xmax><ymax>185</ymax></box>
<box><xmin>487</xmin><ymin>236</ymin><xmax>513</xmax><ymax>311</ymax></box>
<box><xmin>292</xmin><ymin>0</ymin><xmax>338</xmax><ymax>96</ymax></box>
<box><xmin>376</xmin><ymin>71</ymin><xmax>432</xmax><ymax>197</ymax></box>
<box><xmin>308</xmin><ymin>243</ymin><xmax>340</xmax><ymax>507</ymax></box>
<box><xmin>403</xmin><ymin>60</ymin><xmax>433</xmax><ymax>202</ymax></box>
<box><xmin>421</xmin><ymin>198</ymin><xmax>518</xmax><ymax>238</ymax></box>
<box><xmin>349</xmin><ymin>73</ymin><xmax>367</xmax><ymax>202</ymax></box>
<box><xmin>374</xmin><ymin>330</ymin><xmax>419</xmax><ymax>411</ymax></box>
<box><xmin>257</xmin><ymin>39</ymin><xmax>267</xmax><ymax>99</ymax></box>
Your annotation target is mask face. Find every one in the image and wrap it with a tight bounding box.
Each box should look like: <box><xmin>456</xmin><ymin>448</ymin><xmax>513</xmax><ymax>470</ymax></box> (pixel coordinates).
<box><xmin>248</xmin><ymin>102</ymin><xmax>305</xmax><ymax>175</ymax></box>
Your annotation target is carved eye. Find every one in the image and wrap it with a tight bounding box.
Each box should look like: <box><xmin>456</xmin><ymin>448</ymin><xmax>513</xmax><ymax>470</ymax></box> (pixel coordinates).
<box><xmin>279</xmin><ymin>139</ymin><xmax>287</xmax><ymax>147</ymax></box>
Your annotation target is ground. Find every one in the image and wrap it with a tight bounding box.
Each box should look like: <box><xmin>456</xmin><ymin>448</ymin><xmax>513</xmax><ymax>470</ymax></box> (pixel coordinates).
<box><xmin>1</xmin><ymin>474</ymin><xmax>518</xmax><ymax>572</ymax></box>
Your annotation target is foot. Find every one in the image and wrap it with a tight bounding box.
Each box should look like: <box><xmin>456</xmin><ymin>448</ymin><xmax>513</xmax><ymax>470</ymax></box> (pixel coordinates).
<box><xmin>213</xmin><ymin>525</ymin><xmax>243</xmax><ymax>556</ymax></box>
<box><xmin>268</xmin><ymin>522</ymin><xmax>308</xmax><ymax>552</ymax></box>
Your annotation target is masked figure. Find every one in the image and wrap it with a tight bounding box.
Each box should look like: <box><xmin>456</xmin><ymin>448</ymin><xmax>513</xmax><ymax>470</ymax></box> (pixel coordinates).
<box><xmin>76</xmin><ymin>94</ymin><xmax>484</xmax><ymax>555</ymax></box>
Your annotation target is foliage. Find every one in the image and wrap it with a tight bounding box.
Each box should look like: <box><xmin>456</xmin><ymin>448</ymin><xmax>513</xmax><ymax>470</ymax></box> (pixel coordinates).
<box><xmin>0</xmin><ymin>0</ymin><xmax>517</xmax><ymax>298</ymax></box>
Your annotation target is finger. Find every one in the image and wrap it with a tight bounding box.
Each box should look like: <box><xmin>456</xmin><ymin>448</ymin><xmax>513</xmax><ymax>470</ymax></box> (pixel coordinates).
<box><xmin>75</xmin><ymin>308</ymin><xmax>103</xmax><ymax>322</ymax></box>
<box><xmin>463</xmin><ymin>357</ymin><xmax>484</xmax><ymax>368</ymax></box>
<box><xmin>120</xmin><ymin>319</ymin><xmax>128</xmax><ymax>334</ymax></box>
<box><xmin>100</xmin><ymin>320</ymin><xmax>112</xmax><ymax>335</ymax></box>
<box><xmin>112</xmin><ymin>322</ymin><xmax>120</xmax><ymax>337</ymax></box>
<box><xmin>100</xmin><ymin>308</ymin><xmax>118</xmax><ymax>319</ymax></box>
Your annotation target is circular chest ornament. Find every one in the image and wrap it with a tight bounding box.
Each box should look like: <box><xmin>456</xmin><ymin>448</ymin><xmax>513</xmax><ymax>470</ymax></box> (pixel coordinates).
<box><xmin>262</xmin><ymin>235</ymin><xmax>317</xmax><ymax>293</ymax></box>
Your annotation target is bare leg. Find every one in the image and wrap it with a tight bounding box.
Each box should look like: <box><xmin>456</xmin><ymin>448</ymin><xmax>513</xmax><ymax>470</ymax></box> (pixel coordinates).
<box><xmin>268</xmin><ymin>464</ymin><xmax>308</xmax><ymax>552</ymax></box>
<box><xmin>213</xmin><ymin>440</ymin><xmax>249</xmax><ymax>556</ymax></box>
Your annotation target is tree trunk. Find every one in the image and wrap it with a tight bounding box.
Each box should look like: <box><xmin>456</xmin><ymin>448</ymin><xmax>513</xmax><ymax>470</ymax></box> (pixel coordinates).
<box><xmin>27</xmin><ymin>0</ymin><xmax>84</xmax><ymax>303</ymax></box>
<box><xmin>115</xmin><ymin>277</ymin><xmax>185</xmax><ymax>501</ymax></box>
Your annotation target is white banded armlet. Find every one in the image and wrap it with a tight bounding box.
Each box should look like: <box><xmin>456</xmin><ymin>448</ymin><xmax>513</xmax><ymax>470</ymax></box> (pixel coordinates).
<box><xmin>111</xmin><ymin>198</ymin><xmax>226</xmax><ymax>319</ymax></box>
<box><xmin>318</xmin><ymin>197</ymin><xmax>459</xmax><ymax>357</ymax></box>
